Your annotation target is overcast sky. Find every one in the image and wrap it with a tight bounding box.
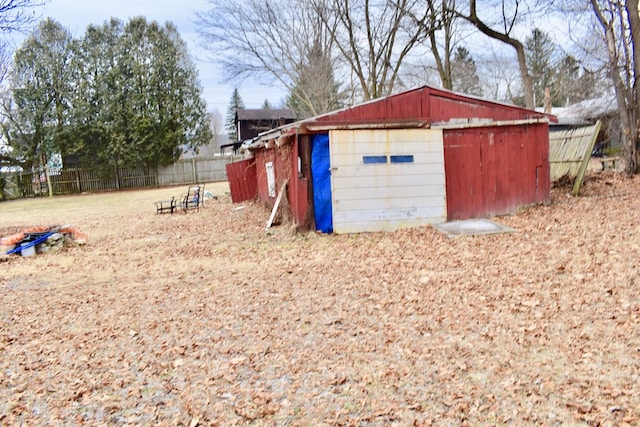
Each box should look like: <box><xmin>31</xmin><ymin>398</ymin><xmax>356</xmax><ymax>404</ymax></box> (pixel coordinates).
<box><xmin>27</xmin><ymin>0</ymin><xmax>287</xmax><ymax>113</ymax></box>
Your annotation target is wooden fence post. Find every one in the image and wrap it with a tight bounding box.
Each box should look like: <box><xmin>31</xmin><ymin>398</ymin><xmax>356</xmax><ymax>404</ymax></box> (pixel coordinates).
<box><xmin>75</xmin><ymin>168</ymin><xmax>81</xmax><ymax>193</ymax></box>
<box><xmin>114</xmin><ymin>164</ymin><xmax>120</xmax><ymax>190</ymax></box>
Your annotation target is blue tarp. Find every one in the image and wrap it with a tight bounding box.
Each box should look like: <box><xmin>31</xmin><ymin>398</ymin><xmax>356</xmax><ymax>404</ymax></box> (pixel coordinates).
<box><xmin>311</xmin><ymin>133</ymin><xmax>333</xmax><ymax>233</ymax></box>
<box><xmin>5</xmin><ymin>232</ymin><xmax>54</xmax><ymax>255</ymax></box>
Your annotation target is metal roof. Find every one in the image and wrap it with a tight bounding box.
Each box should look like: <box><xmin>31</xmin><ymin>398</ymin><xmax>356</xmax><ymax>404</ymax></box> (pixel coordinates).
<box><xmin>247</xmin><ymin>85</ymin><xmax>556</xmax><ymax>149</ymax></box>
<box><xmin>236</xmin><ymin>108</ymin><xmax>296</xmax><ymax>121</ymax></box>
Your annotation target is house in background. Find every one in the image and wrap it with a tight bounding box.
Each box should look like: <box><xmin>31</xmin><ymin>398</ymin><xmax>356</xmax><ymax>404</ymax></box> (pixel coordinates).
<box><xmin>544</xmin><ymin>96</ymin><xmax>620</xmax><ymax>154</ymax></box>
<box><xmin>236</xmin><ymin>108</ymin><xmax>297</xmax><ymax>141</ymax></box>
<box><xmin>226</xmin><ymin>86</ymin><xmax>555</xmax><ymax>234</ymax></box>
<box><xmin>220</xmin><ymin>108</ymin><xmax>297</xmax><ymax>155</ymax></box>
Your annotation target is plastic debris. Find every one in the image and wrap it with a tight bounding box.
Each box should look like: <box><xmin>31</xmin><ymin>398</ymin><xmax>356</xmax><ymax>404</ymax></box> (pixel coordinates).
<box><xmin>1</xmin><ymin>225</ymin><xmax>88</xmax><ymax>256</ymax></box>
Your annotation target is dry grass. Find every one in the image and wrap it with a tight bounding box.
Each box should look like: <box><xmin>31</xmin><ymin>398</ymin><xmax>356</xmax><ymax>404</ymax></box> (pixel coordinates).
<box><xmin>1</xmin><ymin>174</ymin><xmax>640</xmax><ymax>426</ymax></box>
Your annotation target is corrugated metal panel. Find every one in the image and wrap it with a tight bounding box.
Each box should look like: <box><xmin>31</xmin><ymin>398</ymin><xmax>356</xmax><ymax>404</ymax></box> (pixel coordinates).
<box><xmin>225</xmin><ymin>159</ymin><xmax>257</xmax><ymax>203</ymax></box>
<box><xmin>444</xmin><ymin>124</ymin><xmax>550</xmax><ymax>220</ymax></box>
<box><xmin>329</xmin><ymin>128</ymin><xmax>446</xmax><ymax>233</ymax></box>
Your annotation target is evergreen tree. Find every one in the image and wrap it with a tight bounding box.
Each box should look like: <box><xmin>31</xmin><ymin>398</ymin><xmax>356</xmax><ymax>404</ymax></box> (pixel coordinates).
<box><xmin>6</xmin><ymin>16</ymin><xmax>211</xmax><ymax>170</ymax></box>
<box><xmin>286</xmin><ymin>39</ymin><xmax>343</xmax><ymax>119</ymax></box>
<box><xmin>8</xmin><ymin>18</ymin><xmax>73</xmax><ymax>172</ymax></box>
<box><xmin>450</xmin><ymin>46</ymin><xmax>482</xmax><ymax>97</ymax></box>
<box><xmin>69</xmin><ymin>18</ymin><xmax>123</xmax><ymax>166</ymax></box>
<box><xmin>525</xmin><ymin>28</ymin><xmax>557</xmax><ymax>107</ymax></box>
<box><xmin>553</xmin><ymin>55</ymin><xmax>596</xmax><ymax>106</ymax></box>
<box><xmin>225</xmin><ymin>88</ymin><xmax>244</xmax><ymax>141</ymax></box>
<box><xmin>262</xmin><ymin>99</ymin><xmax>271</xmax><ymax>109</ymax></box>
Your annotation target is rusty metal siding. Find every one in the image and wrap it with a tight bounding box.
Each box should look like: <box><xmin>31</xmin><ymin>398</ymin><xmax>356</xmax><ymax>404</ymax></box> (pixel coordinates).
<box><xmin>329</xmin><ymin>128</ymin><xmax>446</xmax><ymax>233</ymax></box>
<box><xmin>443</xmin><ymin>130</ymin><xmax>483</xmax><ymax>219</ymax></box>
<box><xmin>254</xmin><ymin>150</ymin><xmax>272</xmax><ymax>203</ymax></box>
<box><xmin>254</xmin><ymin>146</ymin><xmax>294</xmax><ymax>207</ymax></box>
<box><xmin>534</xmin><ymin>124</ymin><xmax>551</xmax><ymax>202</ymax></box>
<box><xmin>443</xmin><ymin>123</ymin><xmax>550</xmax><ymax>220</ymax></box>
<box><xmin>225</xmin><ymin>159</ymin><xmax>258</xmax><ymax>203</ymax></box>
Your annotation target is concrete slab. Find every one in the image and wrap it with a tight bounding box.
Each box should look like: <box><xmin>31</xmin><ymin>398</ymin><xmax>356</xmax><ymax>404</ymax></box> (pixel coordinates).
<box><xmin>434</xmin><ymin>218</ymin><xmax>515</xmax><ymax>237</ymax></box>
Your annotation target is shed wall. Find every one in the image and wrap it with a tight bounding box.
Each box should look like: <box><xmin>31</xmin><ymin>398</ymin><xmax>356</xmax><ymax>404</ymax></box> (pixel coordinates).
<box><xmin>289</xmin><ymin>135</ymin><xmax>310</xmax><ymax>227</ymax></box>
<box><xmin>429</xmin><ymin>94</ymin><xmax>529</xmax><ymax>122</ymax></box>
<box><xmin>255</xmin><ymin>149</ymin><xmax>289</xmax><ymax>204</ymax></box>
<box><xmin>236</xmin><ymin>86</ymin><xmax>553</xmax><ymax>232</ymax></box>
<box><xmin>443</xmin><ymin>123</ymin><xmax>550</xmax><ymax>220</ymax></box>
<box><xmin>225</xmin><ymin>158</ymin><xmax>257</xmax><ymax>203</ymax></box>
<box><xmin>329</xmin><ymin>128</ymin><xmax>447</xmax><ymax>233</ymax></box>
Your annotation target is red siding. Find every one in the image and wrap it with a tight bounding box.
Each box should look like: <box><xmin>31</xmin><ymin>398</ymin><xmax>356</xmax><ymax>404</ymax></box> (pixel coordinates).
<box><xmin>384</xmin><ymin>87</ymin><xmax>426</xmax><ymax>119</ymax></box>
<box><xmin>430</xmin><ymin>95</ymin><xmax>522</xmax><ymax>122</ymax></box>
<box><xmin>226</xmin><ymin>159</ymin><xmax>257</xmax><ymax>203</ymax></box>
<box><xmin>241</xmin><ymin>86</ymin><xmax>552</xmax><ymax>229</ymax></box>
<box><xmin>251</xmin><ymin>140</ymin><xmax>312</xmax><ymax>228</ymax></box>
<box><xmin>254</xmin><ymin>150</ymin><xmax>273</xmax><ymax>203</ymax></box>
<box><xmin>287</xmin><ymin>136</ymin><xmax>310</xmax><ymax>226</ymax></box>
<box><xmin>254</xmin><ymin>145</ymin><xmax>294</xmax><ymax>206</ymax></box>
<box><xmin>313</xmin><ymin>86</ymin><xmax>549</xmax><ymax>124</ymax></box>
<box><xmin>443</xmin><ymin>123</ymin><xmax>550</xmax><ymax>220</ymax></box>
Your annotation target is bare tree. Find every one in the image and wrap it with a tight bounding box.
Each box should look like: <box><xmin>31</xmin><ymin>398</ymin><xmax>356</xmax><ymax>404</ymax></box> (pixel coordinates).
<box><xmin>423</xmin><ymin>0</ymin><xmax>463</xmax><ymax>90</ymax></box>
<box><xmin>209</xmin><ymin>108</ymin><xmax>224</xmax><ymax>151</ymax></box>
<box><xmin>0</xmin><ymin>44</ymin><xmax>8</xmax><ymax>85</ymax></box>
<box><xmin>589</xmin><ymin>0</ymin><xmax>640</xmax><ymax>174</ymax></box>
<box><xmin>0</xmin><ymin>0</ymin><xmax>44</xmax><ymax>33</ymax></box>
<box><xmin>196</xmin><ymin>0</ymin><xmax>342</xmax><ymax>117</ymax></box>
<box><xmin>287</xmin><ymin>28</ymin><xmax>345</xmax><ymax>118</ymax></box>
<box><xmin>0</xmin><ymin>0</ymin><xmax>46</xmax><ymax>87</ymax></box>
<box><xmin>451</xmin><ymin>46</ymin><xmax>482</xmax><ymax>96</ymax></box>
<box><xmin>456</xmin><ymin>0</ymin><xmax>536</xmax><ymax>108</ymax></box>
<box><xmin>315</xmin><ymin>0</ymin><xmax>431</xmax><ymax>100</ymax></box>
<box><xmin>476</xmin><ymin>46</ymin><xmax>523</xmax><ymax>102</ymax></box>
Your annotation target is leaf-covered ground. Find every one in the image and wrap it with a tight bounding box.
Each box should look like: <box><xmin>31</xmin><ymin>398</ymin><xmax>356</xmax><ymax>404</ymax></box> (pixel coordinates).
<box><xmin>1</xmin><ymin>172</ymin><xmax>639</xmax><ymax>426</ymax></box>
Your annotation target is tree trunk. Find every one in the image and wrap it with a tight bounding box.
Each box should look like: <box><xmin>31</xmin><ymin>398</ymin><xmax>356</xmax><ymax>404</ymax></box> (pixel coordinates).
<box><xmin>462</xmin><ymin>0</ymin><xmax>535</xmax><ymax>109</ymax></box>
<box><xmin>625</xmin><ymin>0</ymin><xmax>640</xmax><ymax>172</ymax></box>
<box><xmin>41</xmin><ymin>152</ymin><xmax>53</xmax><ymax>198</ymax></box>
<box><xmin>591</xmin><ymin>0</ymin><xmax>637</xmax><ymax>174</ymax></box>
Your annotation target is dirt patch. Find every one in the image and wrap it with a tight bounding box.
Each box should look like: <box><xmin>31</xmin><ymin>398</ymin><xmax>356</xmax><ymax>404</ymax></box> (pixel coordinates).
<box><xmin>1</xmin><ymin>176</ymin><xmax>639</xmax><ymax>425</ymax></box>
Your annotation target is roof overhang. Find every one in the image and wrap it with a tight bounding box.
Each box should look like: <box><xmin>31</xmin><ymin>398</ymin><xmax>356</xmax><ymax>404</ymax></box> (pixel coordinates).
<box><xmin>432</xmin><ymin>117</ymin><xmax>550</xmax><ymax>129</ymax></box>
<box><xmin>302</xmin><ymin>120</ymin><xmax>430</xmax><ymax>132</ymax></box>
<box><xmin>243</xmin><ymin>117</ymin><xmax>552</xmax><ymax>152</ymax></box>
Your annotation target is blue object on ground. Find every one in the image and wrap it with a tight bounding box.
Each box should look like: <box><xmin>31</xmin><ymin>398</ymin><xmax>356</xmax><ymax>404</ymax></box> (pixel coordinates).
<box><xmin>5</xmin><ymin>232</ymin><xmax>55</xmax><ymax>255</ymax></box>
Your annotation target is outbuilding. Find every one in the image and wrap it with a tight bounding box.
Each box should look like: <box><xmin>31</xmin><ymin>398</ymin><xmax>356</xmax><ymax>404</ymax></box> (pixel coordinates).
<box><xmin>226</xmin><ymin>86</ymin><xmax>554</xmax><ymax>234</ymax></box>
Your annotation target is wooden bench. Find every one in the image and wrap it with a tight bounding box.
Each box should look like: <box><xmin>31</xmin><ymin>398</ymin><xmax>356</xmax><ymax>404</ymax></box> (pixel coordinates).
<box><xmin>600</xmin><ymin>156</ymin><xmax>620</xmax><ymax>170</ymax></box>
<box><xmin>154</xmin><ymin>197</ymin><xmax>177</xmax><ymax>214</ymax></box>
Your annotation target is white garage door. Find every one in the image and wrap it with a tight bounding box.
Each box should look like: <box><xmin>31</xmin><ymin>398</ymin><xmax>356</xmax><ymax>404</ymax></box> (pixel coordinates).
<box><xmin>329</xmin><ymin>128</ymin><xmax>446</xmax><ymax>233</ymax></box>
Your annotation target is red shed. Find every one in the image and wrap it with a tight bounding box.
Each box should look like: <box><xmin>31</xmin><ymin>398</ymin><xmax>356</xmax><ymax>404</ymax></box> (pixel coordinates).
<box><xmin>226</xmin><ymin>86</ymin><xmax>554</xmax><ymax>233</ymax></box>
